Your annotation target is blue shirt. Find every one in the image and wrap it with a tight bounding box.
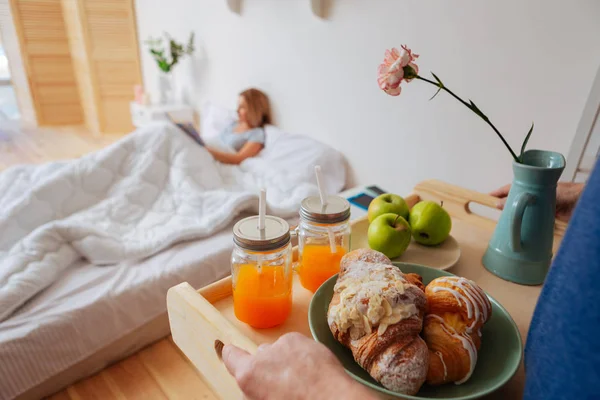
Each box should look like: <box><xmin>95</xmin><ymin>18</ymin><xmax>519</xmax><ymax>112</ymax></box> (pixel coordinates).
<box><xmin>220</xmin><ymin>123</ymin><xmax>265</xmax><ymax>151</ymax></box>
<box><xmin>524</xmin><ymin>158</ymin><xmax>600</xmax><ymax>400</ymax></box>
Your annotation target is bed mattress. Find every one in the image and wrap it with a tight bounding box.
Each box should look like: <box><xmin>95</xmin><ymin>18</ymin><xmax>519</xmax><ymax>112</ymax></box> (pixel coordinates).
<box><xmin>0</xmin><ymin>219</ymin><xmax>239</xmax><ymax>400</ymax></box>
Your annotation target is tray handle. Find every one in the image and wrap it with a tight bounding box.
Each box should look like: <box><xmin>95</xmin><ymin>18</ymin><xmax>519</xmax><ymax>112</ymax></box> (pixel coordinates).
<box><xmin>412</xmin><ymin>179</ymin><xmax>566</xmax><ymax>237</ymax></box>
<box><xmin>168</xmin><ymin>282</ymin><xmax>256</xmax><ymax>400</ymax></box>
<box><xmin>412</xmin><ymin>179</ymin><xmax>505</xmax><ymax>231</ymax></box>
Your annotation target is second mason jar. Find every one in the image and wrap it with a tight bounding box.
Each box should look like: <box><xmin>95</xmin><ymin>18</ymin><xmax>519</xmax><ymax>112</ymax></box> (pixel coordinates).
<box><xmin>297</xmin><ymin>195</ymin><xmax>351</xmax><ymax>292</ymax></box>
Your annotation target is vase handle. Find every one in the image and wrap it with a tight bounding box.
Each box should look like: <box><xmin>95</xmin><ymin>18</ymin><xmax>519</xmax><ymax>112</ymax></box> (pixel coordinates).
<box><xmin>509</xmin><ymin>192</ymin><xmax>535</xmax><ymax>252</ymax></box>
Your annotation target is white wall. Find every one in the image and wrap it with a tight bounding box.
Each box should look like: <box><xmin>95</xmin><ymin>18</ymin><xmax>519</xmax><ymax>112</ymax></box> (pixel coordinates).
<box><xmin>135</xmin><ymin>0</ymin><xmax>600</xmax><ymax>195</ymax></box>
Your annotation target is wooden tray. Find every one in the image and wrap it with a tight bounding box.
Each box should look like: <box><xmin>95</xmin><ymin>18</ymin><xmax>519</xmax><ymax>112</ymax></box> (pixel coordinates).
<box><xmin>167</xmin><ymin>179</ymin><xmax>566</xmax><ymax>400</ymax></box>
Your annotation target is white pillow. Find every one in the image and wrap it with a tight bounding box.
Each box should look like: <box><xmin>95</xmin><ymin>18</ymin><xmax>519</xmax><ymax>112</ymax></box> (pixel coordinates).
<box><xmin>200</xmin><ymin>101</ymin><xmax>236</xmax><ymax>140</ymax></box>
<box><xmin>252</xmin><ymin>131</ymin><xmax>346</xmax><ymax>195</ymax></box>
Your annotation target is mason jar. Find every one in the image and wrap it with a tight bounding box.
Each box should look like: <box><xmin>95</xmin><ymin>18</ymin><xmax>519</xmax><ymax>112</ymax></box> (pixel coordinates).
<box><xmin>231</xmin><ymin>215</ymin><xmax>293</xmax><ymax>329</ymax></box>
<box><xmin>296</xmin><ymin>195</ymin><xmax>351</xmax><ymax>292</ymax></box>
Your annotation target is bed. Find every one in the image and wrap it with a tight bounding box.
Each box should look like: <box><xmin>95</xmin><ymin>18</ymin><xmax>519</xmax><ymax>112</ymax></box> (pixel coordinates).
<box><xmin>0</xmin><ymin>109</ymin><xmax>346</xmax><ymax>399</ymax></box>
<box><xmin>0</xmin><ymin>221</ymin><xmax>237</xmax><ymax>399</ymax></box>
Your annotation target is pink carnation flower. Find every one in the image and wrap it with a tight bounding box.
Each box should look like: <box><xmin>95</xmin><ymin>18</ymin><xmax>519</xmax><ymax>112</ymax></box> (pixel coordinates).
<box><xmin>377</xmin><ymin>45</ymin><xmax>419</xmax><ymax>96</ymax></box>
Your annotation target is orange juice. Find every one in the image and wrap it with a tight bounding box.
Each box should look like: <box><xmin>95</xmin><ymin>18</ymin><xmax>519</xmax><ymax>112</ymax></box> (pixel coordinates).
<box><xmin>298</xmin><ymin>244</ymin><xmax>347</xmax><ymax>292</ymax></box>
<box><xmin>233</xmin><ymin>264</ymin><xmax>292</xmax><ymax>328</ymax></box>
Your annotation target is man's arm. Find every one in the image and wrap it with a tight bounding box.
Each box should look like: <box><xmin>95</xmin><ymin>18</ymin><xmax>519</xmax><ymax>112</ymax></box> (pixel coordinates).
<box><xmin>524</xmin><ymin>161</ymin><xmax>600</xmax><ymax>399</ymax></box>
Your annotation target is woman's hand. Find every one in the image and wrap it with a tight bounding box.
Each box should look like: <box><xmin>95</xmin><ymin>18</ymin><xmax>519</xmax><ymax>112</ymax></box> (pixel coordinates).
<box><xmin>490</xmin><ymin>182</ymin><xmax>585</xmax><ymax>222</ymax></box>
<box><xmin>222</xmin><ymin>332</ymin><xmax>376</xmax><ymax>400</ymax></box>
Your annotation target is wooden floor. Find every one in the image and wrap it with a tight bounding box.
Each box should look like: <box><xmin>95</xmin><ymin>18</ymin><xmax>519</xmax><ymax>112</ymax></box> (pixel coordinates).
<box><xmin>0</xmin><ymin>122</ymin><xmax>120</xmax><ymax>171</ymax></box>
<box><xmin>48</xmin><ymin>338</ymin><xmax>217</xmax><ymax>400</ymax></box>
<box><xmin>1</xmin><ymin>122</ymin><xmax>219</xmax><ymax>399</ymax></box>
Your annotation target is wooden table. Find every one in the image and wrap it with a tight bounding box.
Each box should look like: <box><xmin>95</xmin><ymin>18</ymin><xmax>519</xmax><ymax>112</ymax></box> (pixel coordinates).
<box><xmin>167</xmin><ymin>180</ymin><xmax>567</xmax><ymax>400</ymax></box>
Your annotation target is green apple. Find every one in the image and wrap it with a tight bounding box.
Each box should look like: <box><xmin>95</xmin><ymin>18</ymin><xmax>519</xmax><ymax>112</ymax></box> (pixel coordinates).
<box><xmin>368</xmin><ymin>193</ymin><xmax>409</xmax><ymax>223</ymax></box>
<box><xmin>367</xmin><ymin>213</ymin><xmax>412</xmax><ymax>259</ymax></box>
<box><xmin>409</xmin><ymin>201</ymin><xmax>452</xmax><ymax>246</ymax></box>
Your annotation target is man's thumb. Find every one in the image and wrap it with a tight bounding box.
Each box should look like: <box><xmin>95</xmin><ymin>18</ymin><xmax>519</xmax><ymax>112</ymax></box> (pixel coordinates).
<box><xmin>222</xmin><ymin>344</ymin><xmax>252</xmax><ymax>379</ymax></box>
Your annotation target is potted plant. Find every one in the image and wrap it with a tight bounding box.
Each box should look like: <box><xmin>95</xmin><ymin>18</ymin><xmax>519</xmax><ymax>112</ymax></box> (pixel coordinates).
<box><xmin>145</xmin><ymin>32</ymin><xmax>195</xmax><ymax>104</ymax></box>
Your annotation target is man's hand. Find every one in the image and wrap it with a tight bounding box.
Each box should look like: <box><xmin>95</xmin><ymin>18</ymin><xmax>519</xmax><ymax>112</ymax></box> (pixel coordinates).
<box><xmin>222</xmin><ymin>332</ymin><xmax>376</xmax><ymax>400</ymax></box>
<box><xmin>490</xmin><ymin>182</ymin><xmax>584</xmax><ymax>222</ymax></box>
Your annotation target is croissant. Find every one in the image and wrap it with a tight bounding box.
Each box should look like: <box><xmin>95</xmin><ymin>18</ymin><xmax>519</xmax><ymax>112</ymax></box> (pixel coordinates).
<box><xmin>340</xmin><ymin>248</ymin><xmax>425</xmax><ymax>292</ymax></box>
<box><xmin>327</xmin><ymin>249</ymin><xmax>429</xmax><ymax>395</ymax></box>
<box><xmin>422</xmin><ymin>276</ymin><xmax>492</xmax><ymax>385</ymax></box>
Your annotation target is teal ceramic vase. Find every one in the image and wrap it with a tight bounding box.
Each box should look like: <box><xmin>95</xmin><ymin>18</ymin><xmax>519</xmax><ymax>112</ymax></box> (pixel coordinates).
<box><xmin>483</xmin><ymin>150</ymin><xmax>566</xmax><ymax>285</ymax></box>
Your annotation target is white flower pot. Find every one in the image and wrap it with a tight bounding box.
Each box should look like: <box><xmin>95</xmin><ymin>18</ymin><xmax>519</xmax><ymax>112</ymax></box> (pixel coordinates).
<box><xmin>158</xmin><ymin>72</ymin><xmax>175</xmax><ymax>104</ymax></box>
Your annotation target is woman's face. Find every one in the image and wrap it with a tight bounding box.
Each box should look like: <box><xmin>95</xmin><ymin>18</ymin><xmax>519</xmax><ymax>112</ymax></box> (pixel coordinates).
<box><xmin>237</xmin><ymin>96</ymin><xmax>248</xmax><ymax>124</ymax></box>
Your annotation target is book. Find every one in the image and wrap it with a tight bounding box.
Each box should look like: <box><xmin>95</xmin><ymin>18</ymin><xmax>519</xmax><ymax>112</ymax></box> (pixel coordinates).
<box><xmin>165</xmin><ymin>112</ymin><xmax>204</xmax><ymax>146</ymax></box>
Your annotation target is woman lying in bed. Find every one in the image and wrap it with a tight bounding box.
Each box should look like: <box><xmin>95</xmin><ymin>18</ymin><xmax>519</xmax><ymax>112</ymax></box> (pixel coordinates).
<box><xmin>206</xmin><ymin>88</ymin><xmax>271</xmax><ymax>165</ymax></box>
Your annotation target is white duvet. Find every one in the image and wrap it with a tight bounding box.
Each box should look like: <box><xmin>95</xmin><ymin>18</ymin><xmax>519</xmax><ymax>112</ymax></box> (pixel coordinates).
<box><xmin>0</xmin><ymin>122</ymin><xmax>345</xmax><ymax>321</ymax></box>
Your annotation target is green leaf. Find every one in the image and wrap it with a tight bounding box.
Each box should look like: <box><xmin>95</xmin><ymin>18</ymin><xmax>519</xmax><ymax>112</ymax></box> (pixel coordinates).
<box><xmin>431</xmin><ymin>72</ymin><xmax>444</xmax><ymax>87</ymax></box>
<box><xmin>149</xmin><ymin>31</ymin><xmax>195</xmax><ymax>70</ymax></box>
<box><xmin>520</xmin><ymin>123</ymin><xmax>534</xmax><ymax>161</ymax></box>
<box><xmin>429</xmin><ymin>86</ymin><xmax>442</xmax><ymax>101</ymax></box>
<box><xmin>468</xmin><ymin>99</ymin><xmax>488</xmax><ymax>120</ymax></box>
<box><xmin>158</xmin><ymin>60</ymin><xmax>170</xmax><ymax>72</ymax></box>
<box><xmin>469</xmin><ymin>100</ymin><xmax>481</xmax><ymax>114</ymax></box>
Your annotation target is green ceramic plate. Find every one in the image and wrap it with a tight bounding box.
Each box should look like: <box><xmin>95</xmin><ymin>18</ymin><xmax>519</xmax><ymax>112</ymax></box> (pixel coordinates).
<box><xmin>308</xmin><ymin>262</ymin><xmax>523</xmax><ymax>400</ymax></box>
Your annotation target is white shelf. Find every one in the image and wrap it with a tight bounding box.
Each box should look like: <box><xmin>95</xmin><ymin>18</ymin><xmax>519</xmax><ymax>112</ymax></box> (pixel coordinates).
<box><xmin>130</xmin><ymin>102</ymin><xmax>194</xmax><ymax>128</ymax></box>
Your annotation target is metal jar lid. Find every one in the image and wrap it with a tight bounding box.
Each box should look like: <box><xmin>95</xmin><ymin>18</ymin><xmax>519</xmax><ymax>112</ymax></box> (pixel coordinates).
<box><xmin>300</xmin><ymin>195</ymin><xmax>351</xmax><ymax>224</ymax></box>
<box><xmin>233</xmin><ymin>215</ymin><xmax>291</xmax><ymax>251</ymax></box>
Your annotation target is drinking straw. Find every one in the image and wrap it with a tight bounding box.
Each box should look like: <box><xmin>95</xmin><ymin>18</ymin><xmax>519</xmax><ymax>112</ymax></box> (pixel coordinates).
<box><xmin>258</xmin><ymin>188</ymin><xmax>266</xmax><ymax>231</ymax></box>
<box><xmin>258</xmin><ymin>188</ymin><xmax>266</xmax><ymax>273</ymax></box>
<box><xmin>314</xmin><ymin>166</ymin><xmax>337</xmax><ymax>254</ymax></box>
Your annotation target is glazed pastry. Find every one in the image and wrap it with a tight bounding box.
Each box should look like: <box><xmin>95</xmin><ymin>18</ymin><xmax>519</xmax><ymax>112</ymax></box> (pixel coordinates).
<box><xmin>422</xmin><ymin>276</ymin><xmax>492</xmax><ymax>385</ymax></box>
<box><xmin>339</xmin><ymin>248</ymin><xmax>424</xmax><ymax>291</ymax></box>
<box><xmin>339</xmin><ymin>248</ymin><xmax>392</xmax><ymax>273</ymax></box>
<box><xmin>328</xmin><ymin>249</ymin><xmax>429</xmax><ymax>395</ymax></box>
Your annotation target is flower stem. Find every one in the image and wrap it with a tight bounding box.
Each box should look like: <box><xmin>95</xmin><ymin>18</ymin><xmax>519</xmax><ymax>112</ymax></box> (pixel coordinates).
<box><xmin>416</xmin><ymin>75</ymin><xmax>520</xmax><ymax>162</ymax></box>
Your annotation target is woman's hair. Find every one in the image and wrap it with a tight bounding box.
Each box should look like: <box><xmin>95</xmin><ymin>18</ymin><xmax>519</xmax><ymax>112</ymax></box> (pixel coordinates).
<box><xmin>240</xmin><ymin>88</ymin><xmax>272</xmax><ymax>128</ymax></box>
